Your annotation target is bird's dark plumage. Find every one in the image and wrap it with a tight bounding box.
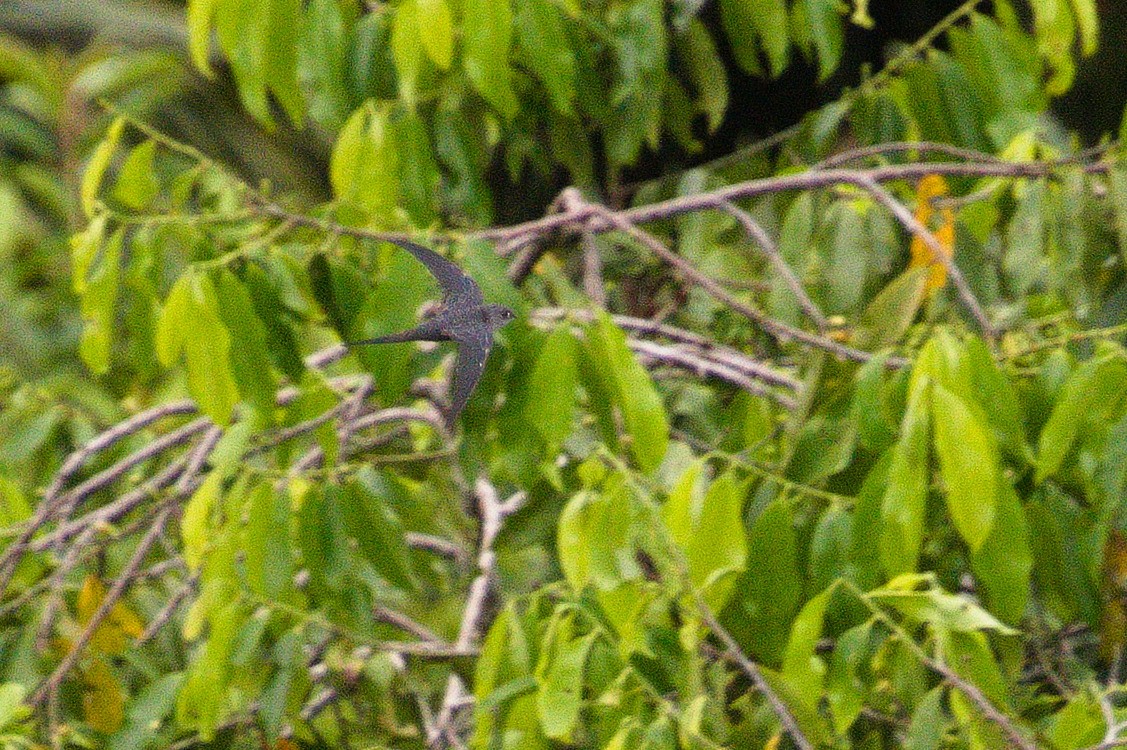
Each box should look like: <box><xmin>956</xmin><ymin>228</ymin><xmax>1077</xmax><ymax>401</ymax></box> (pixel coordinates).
<box><xmin>347</xmin><ymin>239</ymin><xmax>515</xmax><ymax>424</ymax></box>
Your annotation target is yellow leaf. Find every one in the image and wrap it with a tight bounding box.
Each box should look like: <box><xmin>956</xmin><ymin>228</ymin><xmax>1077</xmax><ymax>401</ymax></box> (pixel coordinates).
<box><xmin>908</xmin><ymin>175</ymin><xmax>955</xmax><ymax>294</ymax></box>
<box><xmin>83</xmin><ymin>657</ymin><xmax>125</xmax><ymax>734</ymax></box>
<box><xmin>77</xmin><ymin>574</ymin><xmax>145</xmax><ymax>655</ymax></box>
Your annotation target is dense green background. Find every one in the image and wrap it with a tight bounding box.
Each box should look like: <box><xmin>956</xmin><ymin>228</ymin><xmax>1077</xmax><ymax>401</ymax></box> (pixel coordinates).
<box><xmin>2</xmin><ymin>1</ymin><xmax>1127</xmax><ymax>749</ymax></box>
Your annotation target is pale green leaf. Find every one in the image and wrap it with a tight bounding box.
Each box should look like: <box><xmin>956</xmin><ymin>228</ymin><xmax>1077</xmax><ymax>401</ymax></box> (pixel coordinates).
<box><xmin>525</xmin><ymin>325</ymin><xmax>579</xmax><ymax>447</ymax></box>
<box><xmin>537</xmin><ymin>631</ymin><xmax>596</xmax><ymax>740</ymax></box>
<box><xmin>663</xmin><ymin>466</ymin><xmax>747</xmax><ymax>607</ymax></box>
<box><xmin>781</xmin><ymin>588</ymin><xmax>831</xmax><ymax>706</ymax></box>
<box><xmin>183</xmin><ymin>473</ymin><xmax>222</xmax><ymax>572</ymax></box>
<box><xmin>880</xmin><ymin>384</ymin><xmax>930</xmax><ymax>576</ymax></box>
<box><xmin>112</xmin><ymin>139</ymin><xmax>158</xmax><ymax>210</ymax></box>
<box><xmin>186</xmin><ymin>0</ymin><xmax>217</xmax><ymax>74</ymax></box>
<box><xmin>514</xmin><ymin>0</ymin><xmax>576</xmax><ymax>114</ymax></box>
<box><xmin>1070</xmin><ymin>0</ymin><xmax>1099</xmax><ymax>55</ymax></box>
<box><xmin>931</xmin><ymin>383</ymin><xmax>997</xmax><ymax>552</ymax></box>
<box><xmin>463</xmin><ymin>0</ymin><xmax>519</xmax><ymax>118</ymax></box>
<box><xmin>391</xmin><ymin>0</ymin><xmax>424</xmax><ymax>108</ymax></box>
<box><xmin>557</xmin><ymin>487</ymin><xmax>635</xmax><ymax>591</ymax></box>
<box><xmin>416</xmin><ymin>0</ymin><xmax>453</xmax><ymax>69</ymax></box>
<box><xmin>81</xmin><ymin>117</ymin><xmax>124</xmax><ymax>217</ymax></box>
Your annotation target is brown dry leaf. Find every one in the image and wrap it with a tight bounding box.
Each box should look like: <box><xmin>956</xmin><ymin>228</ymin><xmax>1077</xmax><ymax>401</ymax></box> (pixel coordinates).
<box><xmin>82</xmin><ymin>657</ymin><xmax>125</xmax><ymax>734</ymax></box>
<box><xmin>77</xmin><ymin>573</ymin><xmax>145</xmax><ymax>655</ymax></box>
<box><xmin>908</xmin><ymin>174</ymin><xmax>955</xmax><ymax>294</ymax></box>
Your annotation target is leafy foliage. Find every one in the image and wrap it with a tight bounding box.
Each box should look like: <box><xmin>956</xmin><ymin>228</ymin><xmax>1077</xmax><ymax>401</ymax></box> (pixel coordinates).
<box><xmin>2</xmin><ymin>1</ymin><xmax>1127</xmax><ymax>749</ymax></box>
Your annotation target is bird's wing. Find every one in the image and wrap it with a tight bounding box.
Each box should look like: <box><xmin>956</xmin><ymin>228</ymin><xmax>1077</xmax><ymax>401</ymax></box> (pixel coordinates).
<box><xmin>447</xmin><ymin>328</ymin><xmax>494</xmax><ymax>422</ymax></box>
<box><xmin>388</xmin><ymin>239</ymin><xmax>483</xmax><ymax>306</ymax></box>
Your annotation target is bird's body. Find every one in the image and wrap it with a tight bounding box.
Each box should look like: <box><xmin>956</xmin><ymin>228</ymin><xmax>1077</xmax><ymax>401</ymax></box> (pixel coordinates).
<box><xmin>347</xmin><ymin>239</ymin><xmax>515</xmax><ymax>424</ymax></box>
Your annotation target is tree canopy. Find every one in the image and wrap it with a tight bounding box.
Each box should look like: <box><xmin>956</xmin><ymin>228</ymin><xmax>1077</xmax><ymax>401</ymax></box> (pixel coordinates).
<box><xmin>2</xmin><ymin>1</ymin><xmax>1127</xmax><ymax>748</ymax></box>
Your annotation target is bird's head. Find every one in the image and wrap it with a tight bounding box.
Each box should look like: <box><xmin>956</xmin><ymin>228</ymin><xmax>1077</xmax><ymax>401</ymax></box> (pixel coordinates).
<box><xmin>485</xmin><ymin>304</ymin><xmax>517</xmax><ymax>332</ymax></box>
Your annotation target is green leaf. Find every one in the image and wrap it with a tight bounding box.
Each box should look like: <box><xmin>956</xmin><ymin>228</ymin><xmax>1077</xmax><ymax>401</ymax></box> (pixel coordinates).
<box><xmin>826</xmin><ymin>201</ymin><xmax>868</xmax><ymax>314</ymax></box>
<box><xmin>183</xmin><ymin>473</ymin><xmax>222</xmax><ymax>572</ymax></box>
<box><xmin>1044</xmin><ymin>692</ymin><xmax>1106</xmax><ymax>750</ymax></box>
<box><xmin>463</xmin><ymin>0</ymin><xmax>519</xmax><ymax>119</ymax></box>
<box><xmin>0</xmin><ymin>683</ymin><xmax>29</xmax><ymax>732</ymax></box>
<box><xmin>904</xmin><ymin>685</ymin><xmax>947</xmax><ymax>750</ymax></box>
<box><xmin>663</xmin><ymin>466</ymin><xmax>747</xmax><ymax>608</ymax></box>
<box><xmin>259</xmin><ymin>631</ymin><xmax>300</xmax><ymax>739</ymax></box>
<box><xmin>939</xmin><ymin>629</ymin><xmax>1010</xmax><ymax>709</ymax></box>
<box><xmin>870</xmin><ymin>576</ymin><xmax>1018</xmax><ymax>634</ymax></box>
<box><xmin>1036</xmin><ymin>355</ymin><xmax>1127</xmax><ymax>482</ymax></box>
<box><xmin>108</xmin><ymin>674</ymin><xmax>184</xmax><ymax>750</ymax></box>
<box><xmin>781</xmin><ymin>587</ymin><xmax>831</xmax><ymax>706</ymax></box>
<box><xmin>77</xmin><ymin>227</ymin><xmax>123</xmax><ymax>375</ymax></box>
<box><xmin>880</xmin><ymin>384</ymin><xmax>930</xmax><ymax>577</ymax></box>
<box><xmin>537</xmin><ymin>630</ymin><xmax>597</xmax><ymax>740</ymax></box>
<box><xmin>748</xmin><ymin>0</ymin><xmax>790</xmax><ymax>76</ymax></box>
<box><xmin>852</xmin><ymin>352</ymin><xmax>897</xmax><ymax>452</ymax></box>
<box><xmin>514</xmin><ymin>0</ymin><xmax>576</xmax><ymax>114</ymax></box>
<box><xmin>81</xmin><ymin>116</ymin><xmax>124</xmax><ymax>217</ymax></box>
<box><xmin>343</xmin><ymin>474</ymin><xmax>414</xmax><ymax>590</ymax></box>
<box><xmin>757</xmin><ymin>667</ymin><xmax>832</xmax><ymax>745</ymax></box>
<box><xmin>297</xmin><ymin>484</ymin><xmax>350</xmax><ymax>593</ymax></box>
<box><xmin>525</xmin><ymin>325</ymin><xmax>579</xmax><ymax>447</ymax></box>
<box><xmin>243</xmin><ymin>483</ymin><xmax>291</xmax><ymax>598</ymax></box>
<box><xmin>805</xmin><ymin>0</ymin><xmax>844</xmax><ymax>81</ymax></box>
<box><xmin>585</xmin><ymin>313</ymin><xmax>669</xmax><ymax>473</ymax></box>
<box><xmin>826</xmin><ymin>623</ymin><xmax>870</xmax><ymax>734</ymax></box>
<box><xmin>678</xmin><ymin>20</ymin><xmax>728</xmax><ymax>131</ymax></box>
<box><xmin>1070</xmin><ymin>0</ymin><xmax>1099</xmax><ymax>55</ymax></box>
<box><xmin>931</xmin><ymin>383</ymin><xmax>997</xmax><ymax>552</ymax></box>
<box><xmin>176</xmin><ymin>600</ymin><xmax>242</xmax><ymax>740</ymax></box>
<box><xmin>186</xmin><ymin>0</ymin><xmax>217</xmax><ymax>74</ymax></box>
<box><xmin>186</xmin><ymin>275</ymin><xmax>240</xmax><ymax>425</ymax></box>
<box><xmin>718</xmin><ymin>0</ymin><xmax>764</xmax><ymax>76</ymax></box>
<box><xmin>112</xmin><ymin>139</ymin><xmax>158</xmax><ymax>210</ymax></box>
<box><xmin>391</xmin><ymin>0</ymin><xmax>425</xmax><ymax>108</ymax></box>
<box><xmin>156</xmin><ymin>273</ymin><xmax>241</xmax><ymax>425</ymax></box>
<box><xmin>155</xmin><ymin>274</ymin><xmax>191</xmax><ymax>367</ymax></box>
<box><xmin>263</xmin><ymin>0</ymin><xmax>304</xmax><ymax>124</ymax></box>
<box><xmin>970</xmin><ymin>475</ymin><xmax>1032</xmax><ymax>625</ymax></box>
<box><xmin>964</xmin><ymin>337</ymin><xmax>1026</xmax><ymax>460</ymax></box>
<box><xmin>852</xmin><ymin>267</ymin><xmax>928</xmax><ymax>351</ymax></box>
<box><xmin>557</xmin><ymin>487</ymin><xmax>635</xmax><ymax>591</ymax></box>
<box><xmin>330</xmin><ymin>102</ymin><xmax>399</xmax><ymax>218</ymax></box>
<box><xmin>788</xmin><ymin>415</ymin><xmax>857</xmax><ymax>483</ymax></box>
<box><xmin>214</xmin><ymin>0</ymin><xmax>270</xmax><ymax>124</ymax></box>
<box><xmin>416</xmin><ymin>0</ymin><xmax>454</xmax><ymax>69</ymax></box>
<box><xmin>395</xmin><ymin>111</ymin><xmax>440</xmax><ymax>225</ymax></box>
<box><xmin>809</xmin><ymin>506</ymin><xmax>852</xmax><ymax>594</ymax></box>
<box><xmin>724</xmin><ymin>499</ymin><xmax>801</xmax><ymax>665</ymax></box>
<box><xmin>770</xmin><ymin>193</ymin><xmax>814</xmax><ymax>324</ymax></box>
<box><xmin>214</xmin><ymin>270</ymin><xmax>277</xmax><ymax>424</ymax></box>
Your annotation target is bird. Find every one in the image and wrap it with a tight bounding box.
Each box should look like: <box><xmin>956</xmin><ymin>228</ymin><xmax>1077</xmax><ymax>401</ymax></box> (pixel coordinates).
<box><xmin>347</xmin><ymin>239</ymin><xmax>516</xmax><ymax>424</ymax></box>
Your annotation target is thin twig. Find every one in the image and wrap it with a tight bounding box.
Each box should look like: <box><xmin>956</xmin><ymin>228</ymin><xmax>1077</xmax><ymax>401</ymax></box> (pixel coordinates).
<box><xmin>32</xmin><ymin>427</ymin><xmax>222</xmax><ymax>706</ymax></box>
<box><xmin>578</xmin><ymin>198</ymin><xmax>889</xmax><ymax>365</ymax></box>
<box><xmin>582</xmin><ymin>232</ymin><xmax>607</xmax><ymax>307</ymax></box>
<box><xmin>716</xmin><ymin>200</ymin><xmax>829</xmax><ymax>331</ymax></box>
<box><xmin>693</xmin><ymin>591</ymin><xmax>814</xmax><ymax>750</ymax></box>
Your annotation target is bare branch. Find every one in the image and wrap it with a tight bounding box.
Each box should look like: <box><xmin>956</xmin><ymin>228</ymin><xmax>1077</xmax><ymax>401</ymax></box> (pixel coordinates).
<box><xmin>578</xmin><ymin>198</ymin><xmax>890</xmax><ymax>365</ymax></box>
<box><xmin>716</xmin><ymin>200</ymin><xmax>829</xmax><ymax>331</ymax></box>
<box><xmin>693</xmin><ymin>591</ymin><xmax>814</xmax><ymax>750</ymax></box>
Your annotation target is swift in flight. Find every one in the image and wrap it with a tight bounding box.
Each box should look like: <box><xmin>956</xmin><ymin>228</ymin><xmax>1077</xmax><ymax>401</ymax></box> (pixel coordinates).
<box><xmin>348</xmin><ymin>240</ymin><xmax>515</xmax><ymax>424</ymax></box>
